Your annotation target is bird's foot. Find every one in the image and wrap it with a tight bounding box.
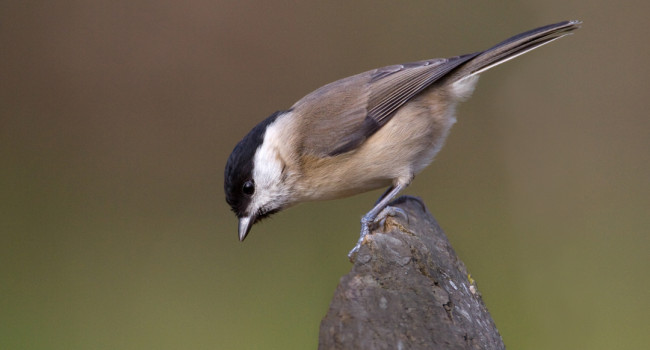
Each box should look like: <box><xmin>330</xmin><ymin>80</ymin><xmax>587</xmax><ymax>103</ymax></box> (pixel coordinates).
<box><xmin>348</xmin><ymin>205</ymin><xmax>408</xmax><ymax>261</ymax></box>
<box><xmin>375</xmin><ymin>205</ymin><xmax>408</xmax><ymax>228</ymax></box>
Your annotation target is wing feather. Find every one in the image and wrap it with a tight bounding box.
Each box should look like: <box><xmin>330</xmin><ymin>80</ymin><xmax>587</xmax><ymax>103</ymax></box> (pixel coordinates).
<box><xmin>293</xmin><ymin>56</ymin><xmax>476</xmax><ymax>156</ymax></box>
<box><xmin>292</xmin><ymin>20</ymin><xmax>581</xmax><ymax>157</ymax></box>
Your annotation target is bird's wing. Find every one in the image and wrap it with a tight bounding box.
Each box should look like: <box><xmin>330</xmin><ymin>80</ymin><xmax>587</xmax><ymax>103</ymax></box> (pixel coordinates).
<box><xmin>292</xmin><ymin>20</ymin><xmax>581</xmax><ymax>157</ymax></box>
<box><xmin>293</xmin><ymin>54</ymin><xmax>477</xmax><ymax>156</ymax></box>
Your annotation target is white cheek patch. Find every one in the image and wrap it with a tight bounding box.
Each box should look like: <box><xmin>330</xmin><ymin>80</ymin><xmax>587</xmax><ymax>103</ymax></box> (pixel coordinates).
<box><xmin>250</xmin><ymin>114</ymin><xmax>292</xmax><ymax>212</ymax></box>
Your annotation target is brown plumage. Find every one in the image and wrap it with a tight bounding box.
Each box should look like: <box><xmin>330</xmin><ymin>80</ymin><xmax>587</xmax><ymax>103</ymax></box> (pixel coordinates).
<box><xmin>224</xmin><ymin>20</ymin><xmax>581</xmax><ymax>248</ymax></box>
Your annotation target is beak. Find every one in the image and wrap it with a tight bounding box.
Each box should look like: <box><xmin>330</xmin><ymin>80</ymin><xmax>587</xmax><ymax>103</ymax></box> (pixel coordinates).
<box><xmin>238</xmin><ymin>215</ymin><xmax>255</xmax><ymax>241</ymax></box>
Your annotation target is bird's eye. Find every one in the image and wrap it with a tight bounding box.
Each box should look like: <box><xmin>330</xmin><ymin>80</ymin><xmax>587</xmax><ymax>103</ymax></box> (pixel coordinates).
<box><xmin>242</xmin><ymin>180</ymin><xmax>255</xmax><ymax>195</ymax></box>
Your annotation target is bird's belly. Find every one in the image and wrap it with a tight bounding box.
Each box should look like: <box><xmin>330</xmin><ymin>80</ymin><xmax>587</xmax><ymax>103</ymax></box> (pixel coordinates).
<box><xmin>297</xmin><ymin>91</ymin><xmax>458</xmax><ymax>202</ymax></box>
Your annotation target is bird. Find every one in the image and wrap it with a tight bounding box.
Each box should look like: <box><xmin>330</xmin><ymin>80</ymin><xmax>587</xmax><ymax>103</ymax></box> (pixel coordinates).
<box><xmin>224</xmin><ymin>20</ymin><xmax>581</xmax><ymax>258</ymax></box>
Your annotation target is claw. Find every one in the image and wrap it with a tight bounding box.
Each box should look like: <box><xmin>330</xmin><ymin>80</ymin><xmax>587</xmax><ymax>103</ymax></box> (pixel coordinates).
<box><xmin>347</xmin><ymin>244</ymin><xmax>360</xmax><ymax>261</ymax></box>
<box><xmin>348</xmin><ymin>205</ymin><xmax>408</xmax><ymax>261</ymax></box>
<box><xmin>348</xmin><ymin>183</ymin><xmax>407</xmax><ymax>262</ymax></box>
<box><xmin>348</xmin><ymin>221</ymin><xmax>371</xmax><ymax>261</ymax></box>
<box><xmin>375</xmin><ymin>206</ymin><xmax>408</xmax><ymax>226</ymax></box>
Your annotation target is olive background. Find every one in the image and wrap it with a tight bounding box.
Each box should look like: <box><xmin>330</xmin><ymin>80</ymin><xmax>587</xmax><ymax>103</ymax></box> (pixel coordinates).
<box><xmin>2</xmin><ymin>1</ymin><xmax>648</xmax><ymax>349</ymax></box>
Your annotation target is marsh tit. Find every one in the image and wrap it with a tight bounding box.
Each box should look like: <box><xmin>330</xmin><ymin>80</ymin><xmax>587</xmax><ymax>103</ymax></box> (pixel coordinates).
<box><xmin>224</xmin><ymin>20</ymin><xmax>581</xmax><ymax>258</ymax></box>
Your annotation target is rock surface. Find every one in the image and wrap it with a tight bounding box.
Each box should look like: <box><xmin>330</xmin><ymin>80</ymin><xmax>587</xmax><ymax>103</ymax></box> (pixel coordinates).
<box><xmin>319</xmin><ymin>196</ymin><xmax>505</xmax><ymax>350</ymax></box>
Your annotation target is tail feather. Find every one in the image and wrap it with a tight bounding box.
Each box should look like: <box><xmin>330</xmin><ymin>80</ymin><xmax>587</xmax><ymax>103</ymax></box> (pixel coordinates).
<box><xmin>455</xmin><ymin>20</ymin><xmax>582</xmax><ymax>79</ymax></box>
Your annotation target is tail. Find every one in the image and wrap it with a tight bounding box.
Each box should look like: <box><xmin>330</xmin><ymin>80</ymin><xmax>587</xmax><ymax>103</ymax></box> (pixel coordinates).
<box><xmin>453</xmin><ymin>20</ymin><xmax>582</xmax><ymax>80</ymax></box>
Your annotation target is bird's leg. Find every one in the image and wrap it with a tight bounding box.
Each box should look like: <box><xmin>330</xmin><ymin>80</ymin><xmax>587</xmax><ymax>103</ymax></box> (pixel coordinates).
<box><xmin>374</xmin><ymin>185</ymin><xmax>394</xmax><ymax>205</ymax></box>
<box><xmin>348</xmin><ymin>183</ymin><xmax>407</xmax><ymax>259</ymax></box>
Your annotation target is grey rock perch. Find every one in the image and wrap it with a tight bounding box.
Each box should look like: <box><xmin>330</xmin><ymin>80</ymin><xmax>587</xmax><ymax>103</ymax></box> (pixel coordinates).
<box><xmin>318</xmin><ymin>196</ymin><xmax>505</xmax><ymax>350</ymax></box>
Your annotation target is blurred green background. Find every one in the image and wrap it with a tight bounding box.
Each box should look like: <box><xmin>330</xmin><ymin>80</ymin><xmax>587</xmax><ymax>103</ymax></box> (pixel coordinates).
<box><xmin>2</xmin><ymin>1</ymin><xmax>648</xmax><ymax>349</ymax></box>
